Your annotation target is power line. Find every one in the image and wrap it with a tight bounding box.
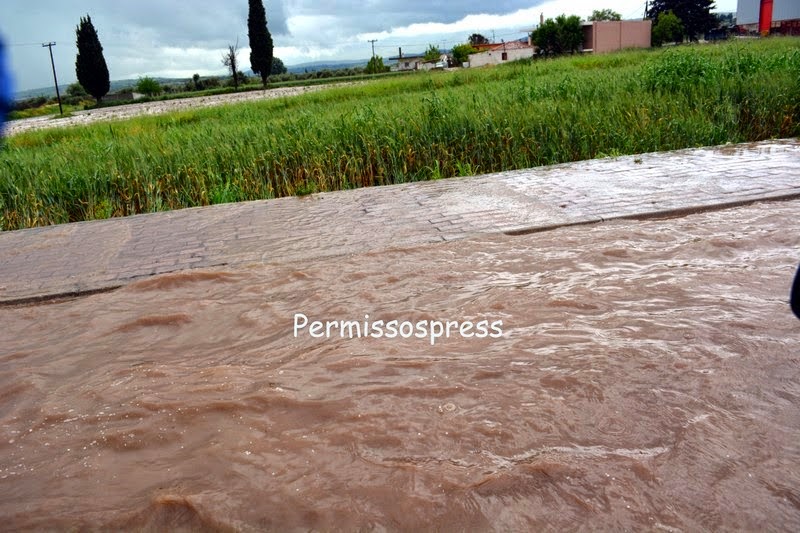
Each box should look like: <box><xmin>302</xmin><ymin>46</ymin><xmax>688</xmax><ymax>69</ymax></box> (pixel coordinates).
<box><xmin>42</xmin><ymin>42</ymin><xmax>63</xmax><ymax>115</ymax></box>
<box><xmin>621</xmin><ymin>1</ymin><xmax>648</xmax><ymax>20</ymax></box>
<box><xmin>10</xmin><ymin>36</ymin><xmax>74</xmax><ymax>47</ymax></box>
<box><xmin>367</xmin><ymin>39</ymin><xmax>377</xmax><ymax>58</ymax></box>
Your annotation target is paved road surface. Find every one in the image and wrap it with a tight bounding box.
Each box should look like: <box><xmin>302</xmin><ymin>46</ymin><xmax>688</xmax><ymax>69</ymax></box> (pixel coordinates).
<box><xmin>1</xmin><ymin>139</ymin><xmax>798</xmax><ymax>305</ymax></box>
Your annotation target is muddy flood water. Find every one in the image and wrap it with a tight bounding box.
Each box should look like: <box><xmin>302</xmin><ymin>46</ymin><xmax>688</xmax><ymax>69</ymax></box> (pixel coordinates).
<box><xmin>1</xmin><ymin>200</ymin><xmax>799</xmax><ymax>531</ymax></box>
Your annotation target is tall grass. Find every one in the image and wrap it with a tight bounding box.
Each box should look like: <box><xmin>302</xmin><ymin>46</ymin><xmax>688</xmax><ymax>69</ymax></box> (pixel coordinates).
<box><xmin>1</xmin><ymin>38</ymin><xmax>798</xmax><ymax>231</ymax></box>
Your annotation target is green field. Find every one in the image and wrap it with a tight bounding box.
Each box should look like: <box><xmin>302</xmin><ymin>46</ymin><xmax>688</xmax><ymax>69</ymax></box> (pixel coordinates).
<box><xmin>1</xmin><ymin>38</ymin><xmax>798</xmax><ymax>231</ymax></box>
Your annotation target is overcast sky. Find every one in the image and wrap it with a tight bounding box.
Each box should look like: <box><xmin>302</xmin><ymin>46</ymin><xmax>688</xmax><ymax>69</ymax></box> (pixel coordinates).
<box><xmin>3</xmin><ymin>0</ymin><xmax>737</xmax><ymax>93</ymax></box>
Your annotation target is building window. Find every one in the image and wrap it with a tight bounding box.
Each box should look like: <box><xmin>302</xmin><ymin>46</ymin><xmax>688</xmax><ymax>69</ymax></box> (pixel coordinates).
<box><xmin>502</xmin><ymin>52</ymin><xmax>508</xmax><ymax>61</ymax></box>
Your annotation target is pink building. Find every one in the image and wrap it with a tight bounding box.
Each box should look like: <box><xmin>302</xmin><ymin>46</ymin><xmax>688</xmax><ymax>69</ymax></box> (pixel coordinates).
<box><xmin>581</xmin><ymin>20</ymin><xmax>652</xmax><ymax>54</ymax></box>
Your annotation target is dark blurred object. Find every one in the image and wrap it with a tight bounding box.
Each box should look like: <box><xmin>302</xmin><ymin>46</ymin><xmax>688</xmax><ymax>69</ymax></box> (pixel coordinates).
<box><xmin>792</xmin><ymin>265</ymin><xmax>800</xmax><ymax>320</ymax></box>
<box><xmin>0</xmin><ymin>35</ymin><xmax>13</xmax><ymax>135</ymax></box>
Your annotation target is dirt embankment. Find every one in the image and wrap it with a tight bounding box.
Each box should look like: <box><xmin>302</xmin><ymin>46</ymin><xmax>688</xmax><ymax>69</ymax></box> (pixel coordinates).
<box><xmin>6</xmin><ymin>83</ymin><xmax>350</xmax><ymax>136</ymax></box>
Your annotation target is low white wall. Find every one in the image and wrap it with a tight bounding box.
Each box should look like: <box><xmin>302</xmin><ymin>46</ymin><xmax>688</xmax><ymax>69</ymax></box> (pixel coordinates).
<box><xmin>468</xmin><ymin>47</ymin><xmax>534</xmax><ymax>68</ymax></box>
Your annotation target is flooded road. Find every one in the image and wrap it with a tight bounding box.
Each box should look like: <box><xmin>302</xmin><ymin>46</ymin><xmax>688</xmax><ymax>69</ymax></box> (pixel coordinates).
<box><xmin>5</xmin><ymin>83</ymin><xmax>351</xmax><ymax>137</ymax></box>
<box><xmin>1</xmin><ymin>200</ymin><xmax>799</xmax><ymax>531</ymax></box>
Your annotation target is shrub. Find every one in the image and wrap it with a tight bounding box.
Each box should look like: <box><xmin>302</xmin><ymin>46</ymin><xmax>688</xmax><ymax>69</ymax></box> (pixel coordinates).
<box><xmin>423</xmin><ymin>44</ymin><xmax>441</xmax><ymax>62</ymax></box>
<box><xmin>66</xmin><ymin>83</ymin><xmax>87</xmax><ymax>97</ymax></box>
<box><xmin>531</xmin><ymin>15</ymin><xmax>583</xmax><ymax>55</ymax></box>
<box><xmin>652</xmin><ymin>10</ymin><xmax>685</xmax><ymax>47</ymax></box>
<box><xmin>136</xmin><ymin>76</ymin><xmax>162</xmax><ymax>96</ymax></box>
<box><xmin>270</xmin><ymin>57</ymin><xmax>287</xmax><ymax>75</ymax></box>
<box><xmin>192</xmin><ymin>73</ymin><xmax>204</xmax><ymax>91</ymax></box>
<box><xmin>365</xmin><ymin>56</ymin><xmax>390</xmax><ymax>74</ymax></box>
<box><xmin>14</xmin><ymin>96</ymin><xmax>47</xmax><ymax>111</ymax></box>
<box><xmin>451</xmin><ymin>44</ymin><xmax>477</xmax><ymax>66</ymax></box>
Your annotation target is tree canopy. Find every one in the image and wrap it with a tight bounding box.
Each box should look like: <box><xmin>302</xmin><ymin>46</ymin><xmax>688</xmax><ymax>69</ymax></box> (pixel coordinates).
<box><xmin>590</xmin><ymin>9</ymin><xmax>622</xmax><ymax>21</ymax></box>
<box><xmin>136</xmin><ymin>76</ymin><xmax>161</xmax><ymax>97</ymax></box>
<box><xmin>75</xmin><ymin>15</ymin><xmax>110</xmax><ymax>103</ymax></box>
<box><xmin>531</xmin><ymin>15</ymin><xmax>583</xmax><ymax>56</ymax></box>
<box><xmin>647</xmin><ymin>0</ymin><xmax>716</xmax><ymax>41</ymax></box>
<box><xmin>468</xmin><ymin>33</ymin><xmax>490</xmax><ymax>46</ymax></box>
<box><xmin>66</xmin><ymin>82</ymin><xmax>87</xmax><ymax>98</ymax></box>
<box><xmin>365</xmin><ymin>56</ymin><xmax>389</xmax><ymax>74</ymax></box>
<box><xmin>423</xmin><ymin>44</ymin><xmax>441</xmax><ymax>62</ymax></box>
<box><xmin>451</xmin><ymin>44</ymin><xmax>477</xmax><ymax>66</ymax></box>
<box><xmin>271</xmin><ymin>57</ymin><xmax>287</xmax><ymax>75</ymax></box>
<box><xmin>248</xmin><ymin>0</ymin><xmax>274</xmax><ymax>87</ymax></box>
<box><xmin>652</xmin><ymin>10</ymin><xmax>685</xmax><ymax>46</ymax></box>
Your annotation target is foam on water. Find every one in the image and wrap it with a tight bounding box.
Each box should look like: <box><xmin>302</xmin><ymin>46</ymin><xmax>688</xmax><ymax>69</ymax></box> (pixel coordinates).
<box><xmin>1</xmin><ymin>200</ymin><xmax>799</xmax><ymax>530</ymax></box>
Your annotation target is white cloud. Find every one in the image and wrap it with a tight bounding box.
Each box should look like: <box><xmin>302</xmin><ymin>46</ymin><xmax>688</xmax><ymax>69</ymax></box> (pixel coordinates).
<box><xmin>359</xmin><ymin>2</ymin><xmax>647</xmax><ymax>42</ymax></box>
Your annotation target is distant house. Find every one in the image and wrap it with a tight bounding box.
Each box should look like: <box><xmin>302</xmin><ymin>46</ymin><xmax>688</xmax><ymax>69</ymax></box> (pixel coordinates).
<box><xmin>390</xmin><ymin>50</ymin><xmax>449</xmax><ymax>71</ymax></box>
<box><xmin>581</xmin><ymin>20</ymin><xmax>652</xmax><ymax>54</ymax></box>
<box><xmin>468</xmin><ymin>40</ymin><xmax>534</xmax><ymax>68</ymax></box>
<box><xmin>389</xmin><ymin>52</ymin><xmax>426</xmax><ymax>72</ymax></box>
<box><xmin>470</xmin><ymin>43</ymin><xmax>499</xmax><ymax>53</ymax></box>
<box><xmin>420</xmin><ymin>54</ymin><xmax>449</xmax><ymax>71</ymax></box>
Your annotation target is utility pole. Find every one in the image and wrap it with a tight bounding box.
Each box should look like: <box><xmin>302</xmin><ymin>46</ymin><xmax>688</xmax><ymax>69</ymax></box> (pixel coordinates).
<box><xmin>368</xmin><ymin>39</ymin><xmax>377</xmax><ymax>58</ymax></box>
<box><xmin>644</xmin><ymin>1</ymin><xmax>649</xmax><ymax>20</ymax></box>
<box><xmin>42</xmin><ymin>42</ymin><xmax>63</xmax><ymax>115</ymax></box>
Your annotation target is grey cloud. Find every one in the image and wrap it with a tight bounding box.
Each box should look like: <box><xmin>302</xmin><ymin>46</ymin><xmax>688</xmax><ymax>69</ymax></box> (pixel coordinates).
<box><xmin>4</xmin><ymin>0</ymin><xmax>540</xmax><ymax>92</ymax></box>
<box><xmin>77</xmin><ymin>1</ymin><xmax>289</xmax><ymax>49</ymax></box>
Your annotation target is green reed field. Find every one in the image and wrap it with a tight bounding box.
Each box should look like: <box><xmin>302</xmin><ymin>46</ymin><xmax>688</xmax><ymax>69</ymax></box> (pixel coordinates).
<box><xmin>1</xmin><ymin>37</ymin><xmax>798</xmax><ymax>231</ymax></box>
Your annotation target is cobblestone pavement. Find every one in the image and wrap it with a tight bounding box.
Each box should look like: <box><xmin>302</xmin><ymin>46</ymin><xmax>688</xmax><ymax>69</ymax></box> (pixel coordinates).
<box><xmin>1</xmin><ymin>139</ymin><xmax>798</xmax><ymax>304</ymax></box>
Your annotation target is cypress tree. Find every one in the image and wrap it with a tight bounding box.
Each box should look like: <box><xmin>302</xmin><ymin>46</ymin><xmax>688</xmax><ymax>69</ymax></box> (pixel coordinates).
<box><xmin>248</xmin><ymin>0</ymin><xmax>274</xmax><ymax>88</ymax></box>
<box><xmin>75</xmin><ymin>15</ymin><xmax>110</xmax><ymax>104</ymax></box>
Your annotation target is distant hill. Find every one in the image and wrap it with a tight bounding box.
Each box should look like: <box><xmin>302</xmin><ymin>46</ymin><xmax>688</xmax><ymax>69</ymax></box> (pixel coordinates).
<box><xmin>285</xmin><ymin>59</ymin><xmax>368</xmax><ymax>74</ymax></box>
<box><xmin>245</xmin><ymin>59</ymin><xmax>368</xmax><ymax>76</ymax></box>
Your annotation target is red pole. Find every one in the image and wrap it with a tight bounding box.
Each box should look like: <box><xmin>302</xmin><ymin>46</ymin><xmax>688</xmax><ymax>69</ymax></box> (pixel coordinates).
<box><xmin>759</xmin><ymin>0</ymin><xmax>774</xmax><ymax>35</ymax></box>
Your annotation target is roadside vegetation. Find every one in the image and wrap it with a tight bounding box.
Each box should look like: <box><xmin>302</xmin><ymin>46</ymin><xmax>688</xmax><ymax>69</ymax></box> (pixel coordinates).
<box><xmin>1</xmin><ymin>37</ymin><xmax>798</xmax><ymax>231</ymax></box>
<box><xmin>8</xmin><ymin>67</ymin><xmax>408</xmax><ymax>121</ymax></box>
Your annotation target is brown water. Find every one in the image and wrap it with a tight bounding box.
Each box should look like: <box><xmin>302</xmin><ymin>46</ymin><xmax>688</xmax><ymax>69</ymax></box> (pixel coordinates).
<box><xmin>2</xmin><ymin>201</ymin><xmax>799</xmax><ymax>531</ymax></box>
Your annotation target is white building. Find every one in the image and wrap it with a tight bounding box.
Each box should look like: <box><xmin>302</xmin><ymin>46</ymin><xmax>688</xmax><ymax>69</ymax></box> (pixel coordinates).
<box><xmin>467</xmin><ymin>41</ymin><xmax>534</xmax><ymax>68</ymax></box>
